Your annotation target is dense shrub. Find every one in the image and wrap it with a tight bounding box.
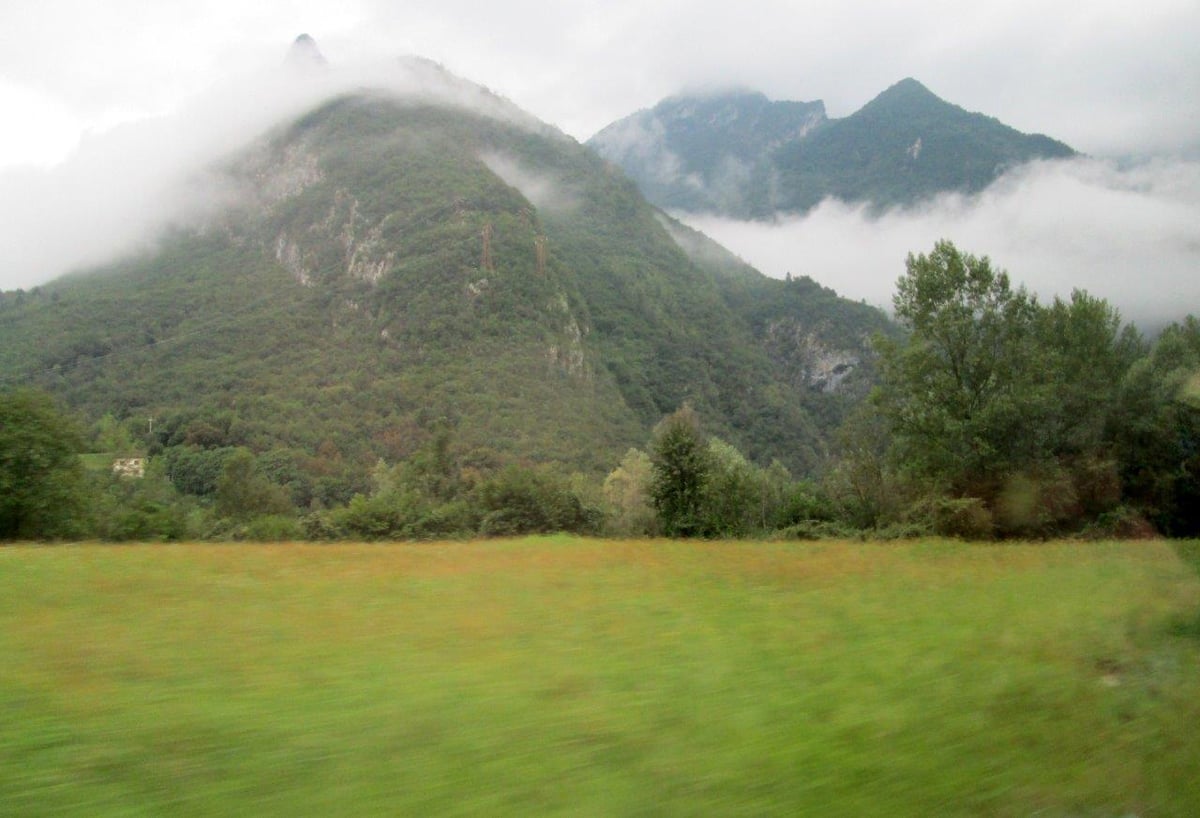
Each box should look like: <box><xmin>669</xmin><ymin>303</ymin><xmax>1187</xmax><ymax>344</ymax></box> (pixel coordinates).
<box><xmin>475</xmin><ymin>465</ymin><xmax>599</xmax><ymax>536</ymax></box>
<box><xmin>905</xmin><ymin>495</ymin><xmax>995</xmax><ymax>540</ymax></box>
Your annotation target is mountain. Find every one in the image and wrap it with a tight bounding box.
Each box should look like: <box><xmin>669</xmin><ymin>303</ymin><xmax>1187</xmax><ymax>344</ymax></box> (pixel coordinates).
<box><xmin>0</xmin><ymin>55</ymin><xmax>893</xmax><ymax>501</ymax></box>
<box><xmin>588</xmin><ymin>79</ymin><xmax>1077</xmax><ymax>217</ymax></box>
<box><xmin>284</xmin><ymin>33</ymin><xmax>328</xmax><ymax>71</ymax></box>
<box><xmin>587</xmin><ymin>90</ymin><xmax>826</xmax><ymax>217</ymax></box>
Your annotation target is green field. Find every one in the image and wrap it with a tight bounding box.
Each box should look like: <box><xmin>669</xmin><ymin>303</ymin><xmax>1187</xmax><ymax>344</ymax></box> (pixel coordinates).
<box><xmin>3</xmin><ymin>538</ymin><xmax>1199</xmax><ymax>816</ymax></box>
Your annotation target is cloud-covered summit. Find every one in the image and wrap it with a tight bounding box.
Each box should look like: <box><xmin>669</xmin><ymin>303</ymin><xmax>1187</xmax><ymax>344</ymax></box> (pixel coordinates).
<box><xmin>0</xmin><ymin>39</ymin><xmax>557</xmax><ymax>292</ymax></box>
<box><xmin>589</xmin><ymin>79</ymin><xmax>1077</xmax><ymax>219</ymax></box>
<box><xmin>285</xmin><ymin>34</ymin><xmax>328</xmax><ymax>72</ymax></box>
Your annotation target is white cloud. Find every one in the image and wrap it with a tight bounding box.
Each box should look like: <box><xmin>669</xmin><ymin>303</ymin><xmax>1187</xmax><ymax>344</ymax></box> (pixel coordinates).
<box><xmin>0</xmin><ymin>0</ymin><xmax>1197</xmax><ymax>307</ymax></box>
<box><xmin>0</xmin><ymin>79</ymin><xmax>81</xmax><ymax>169</ymax></box>
<box><xmin>0</xmin><ymin>56</ymin><xmax>547</xmax><ymax>290</ymax></box>
<box><xmin>479</xmin><ymin>152</ymin><xmax>580</xmax><ymax>214</ymax></box>
<box><xmin>683</xmin><ymin>157</ymin><xmax>1200</xmax><ymax>329</ymax></box>
<box><xmin>2</xmin><ymin>1</ymin><xmax>1198</xmax><ymax>159</ymax></box>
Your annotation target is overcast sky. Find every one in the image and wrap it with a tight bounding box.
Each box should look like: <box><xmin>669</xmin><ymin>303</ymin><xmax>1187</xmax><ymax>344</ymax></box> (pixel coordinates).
<box><xmin>1</xmin><ymin>0</ymin><xmax>1198</xmax><ymax>326</ymax></box>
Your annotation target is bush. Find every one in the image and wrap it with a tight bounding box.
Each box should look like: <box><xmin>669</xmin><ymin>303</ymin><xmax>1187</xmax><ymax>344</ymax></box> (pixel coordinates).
<box><xmin>1077</xmin><ymin>506</ymin><xmax>1158</xmax><ymax>540</ymax></box>
<box><xmin>405</xmin><ymin>500</ymin><xmax>478</xmax><ymax>539</ymax></box>
<box><xmin>104</xmin><ymin>500</ymin><xmax>191</xmax><ymax>541</ymax></box>
<box><xmin>475</xmin><ymin>465</ymin><xmax>599</xmax><ymax>536</ymax></box>
<box><xmin>242</xmin><ymin>514</ymin><xmax>303</xmax><ymax>542</ymax></box>
<box><xmin>774</xmin><ymin>520</ymin><xmax>857</xmax><ymax>541</ymax></box>
<box><xmin>328</xmin><ymin>490</ymin><xmax>424</xmax><ymax>540</ymax></box>
<box><xmin>906</xmin><ymin>495</ymin><xmax>995</xmax><ymax>540</ymax></box>
<box><xmin>993</xmin><ymin>468</ymin><xmax>1081</xmax><ymax>537</ymax></box>
<box><xmin>301</xmin><ymin>510</ymin><xmax>345</xmax><ymax>541</ymax></box>
<box><xmin>215</xmin><ymin>449</ymin><xmax>293</xmax><ymax>521</ymax></box>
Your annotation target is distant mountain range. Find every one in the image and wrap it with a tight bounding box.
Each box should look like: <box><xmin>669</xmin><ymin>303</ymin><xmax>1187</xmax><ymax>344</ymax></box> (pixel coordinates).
<box><xmin>0</xmin><ymin>49</ymin><xmax>893</xmax><ymax>486</ymax></box>
<box><xmin>588</xmin><ymin>78</ymin><xmax>1077</xmax><ymax>218</ymax></box>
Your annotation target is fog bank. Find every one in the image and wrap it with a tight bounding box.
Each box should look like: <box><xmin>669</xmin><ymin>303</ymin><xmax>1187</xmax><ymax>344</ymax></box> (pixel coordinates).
<box><xmin>683</xmin><ymin>157</ymin><xmax>1200</xmax><ymax>330</ymax></box>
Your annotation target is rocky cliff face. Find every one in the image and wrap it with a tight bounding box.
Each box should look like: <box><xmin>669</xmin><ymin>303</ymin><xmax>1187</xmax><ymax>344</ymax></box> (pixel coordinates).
<box><xmin>763</xmin><ymin>318</ymin><xmax>865</xmax><ymax>394</ymax></box>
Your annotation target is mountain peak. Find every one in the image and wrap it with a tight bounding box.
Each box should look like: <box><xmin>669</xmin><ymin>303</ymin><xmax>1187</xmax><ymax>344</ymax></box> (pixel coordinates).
<box><xmin>890</xmin><ymin>77</ymin><xmax>932</xmax><ymax>94</ymax></box>
<box><xmin>285</xmin><ymin>33</ymin><xmax>328</xmax><ymax>71</ymax></box>
<box><xmin>862</xmin><ymin>77</ymin><xmax>944</xmax><ymax>111</ymax></box>
<box><xmin>590</xmin><ymin>78</ymin><xmax>1076</xmax><ymax>216</ymax></box>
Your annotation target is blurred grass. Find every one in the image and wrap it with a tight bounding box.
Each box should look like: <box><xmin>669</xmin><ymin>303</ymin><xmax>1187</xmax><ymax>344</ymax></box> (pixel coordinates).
<box><xmin>2</xmin><ymin>537</ymin><xmax>1198</xmax><ymax>816</ymax></box>
<box><xmin>1174</xmin><ymin>540</ymin><xmax>1200</xmax><ymax>575</ymax></box>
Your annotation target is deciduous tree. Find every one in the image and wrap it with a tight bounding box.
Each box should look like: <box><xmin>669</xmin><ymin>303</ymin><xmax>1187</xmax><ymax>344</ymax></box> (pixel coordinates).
<box><xmin>0</xmin><ymin>389</ymin><xmax>88</xmax><ymax>539</ymax></box>
<box><xmin>876</xmin><ymin>240</ymin><xmax>1040</xmax><ymax>493</ymax></box>
<box><xmin>873</xmin><ymin>241</ymin><xmax>1138</xmax><ymax>535</ymax></box>
<box><xmin>649</xmin><ymin>405</ymin><xmax>712</xmax><ymax>537</ymax></box>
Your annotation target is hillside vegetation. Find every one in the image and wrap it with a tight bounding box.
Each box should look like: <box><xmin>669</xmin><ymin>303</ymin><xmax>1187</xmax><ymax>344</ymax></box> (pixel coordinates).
<box><xmin>0</xmin><ymin>87</ymin><xmax>890</xmax><ymax>502</ymax></box>
<box><xmin>1</xmin><ymin>62</ymin><xmax>1196</xmax><ymax>543</ymax></box>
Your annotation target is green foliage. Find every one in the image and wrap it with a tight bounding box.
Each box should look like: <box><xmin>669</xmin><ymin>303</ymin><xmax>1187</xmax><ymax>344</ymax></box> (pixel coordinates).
<box><xmin>315</xmin><ymin>426</ymin><xmax>600</xmax><ymax>540</ymax></box>
<box><xmin>644</xmin><ymin>407</ymin><xmax>832</xmax><ymax>538</ymax></box>
<box><xmin>1111</xmin><ymin>317</ymin><xmax>1200</xmax><ymax>535</ymax></box>
<box><xmin>701</xmin><ymin>438</ymin><xmax>762</xmax><ymax>537</ymax></box>
<box><xmin>163</xmin><ymin>445</ymin><xmax>237</xmax><ymax>497</ymax></box>
<box><xmin>214</xmin><ymin>448</ymin><xmax>293</xmax><ymax>521</ymax></box>
<box><xmin>89</xmin><ymin>459</ymin><xmax>198</xmax><ymax>541</ymax></box>
<box><xmin>823</xmin><ymin>403</ymin><xmax>905</xmax><ymax>530</ymax></box>
<box><xmin>903</xmin><ymin>495</ymin><xmax>995</xmax><ymax>540</ymax></box>
<box><xmin>239</xmin><ymin>515</ymin><xmax>304</xmax><ymax>542</ymax></box>
<box><xmin>602</xmin><ymin>448</ymin><xmax>657</xmax><ymax>536</ymax></box>
<box><xmin>91</xmin><ymin>413</ymin><xmax>138</xmax><ymax>454</ymax></box>
<box><xmin>475</xmin><ymin>465</ymin><xmax>600</xmax><ymax>536</ymax></box>
<box><xmin>877</xmin><ymin>240</ymin><xmax>1041</xmax><ymax>489</ymax></box>
<box><xmin>872</xmin><ymin>241</ymin><xmax>1140</xmax><ymax>537</ymax></box>
<box><xmin>0</xmin><ymin>389</ymin><xmax>88</xmax><ymax>539</ymax></box>
<box><xmin>649</xmin><ymin>405</ymin><xmax>713</xmax><ymax>537</ymax></box>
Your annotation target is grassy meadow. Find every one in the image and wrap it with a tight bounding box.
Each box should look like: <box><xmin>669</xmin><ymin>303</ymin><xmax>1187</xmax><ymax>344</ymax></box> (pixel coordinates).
<box><xmin>2</xmin><ymin>537</ymin><xmax>1199</xmax><ymax>816</ymax></box>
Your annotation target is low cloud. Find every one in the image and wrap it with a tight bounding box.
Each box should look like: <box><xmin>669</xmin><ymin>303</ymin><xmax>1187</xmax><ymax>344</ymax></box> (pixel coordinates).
<box><xmin>683</xmin><ymin>157</ymin><xmax>1200</xmax><ymax>330</ymax></box>
<box><xmin>479</xmin><ymin>151</ymin><xmax>580</xmax><ymax>214</ymax></box>
<box><xmin>0</xmin><ymin>55</ymin><xmax>547</xmax><ymax>290</ymax></box>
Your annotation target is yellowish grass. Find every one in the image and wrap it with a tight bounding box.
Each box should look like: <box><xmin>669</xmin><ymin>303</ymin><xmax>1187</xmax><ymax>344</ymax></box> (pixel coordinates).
<box><xmin>2</xmin><ymin>537</ymin><xmax>1198</xmax><ymax>816</ymax></box>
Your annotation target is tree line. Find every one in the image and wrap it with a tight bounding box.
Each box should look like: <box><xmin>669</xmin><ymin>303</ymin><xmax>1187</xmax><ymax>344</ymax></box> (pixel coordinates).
<box><xmin>3</xmin><ymin>240</ymin><xmax>1198</xmax><ymax>542</ymax></box>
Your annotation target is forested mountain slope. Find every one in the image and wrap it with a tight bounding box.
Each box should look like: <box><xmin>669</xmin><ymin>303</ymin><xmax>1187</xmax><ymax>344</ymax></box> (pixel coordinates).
<box><xmin>0</xmin><ymin>69</ymin><xmax>892</xmax><ymax>495</ymax></box>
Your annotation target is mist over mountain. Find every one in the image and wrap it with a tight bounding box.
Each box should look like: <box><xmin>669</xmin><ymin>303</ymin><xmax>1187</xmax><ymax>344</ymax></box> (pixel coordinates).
<box><xmin>0</xmin><ymin>46</ymin><xmax>892</xmax><ymax>484</ymax></box>
<box><xmin>285</xmin><ymin>33</ymin><xmax>328</xmax><ymax>71</ymax></box>
<box><xmin>592</xmin><ymin>79</ymin><xmax>1200</xmax><ymax>330</ymax></box>
<box><xmin>589</xmin><ymin>78</ymin><xmax>1076</xmax><ymax>218</ymax></box>
<box><xmin>0</xmin><ymin>47</ymin><xmax>550</xmax><ymax>292</ymax></box>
